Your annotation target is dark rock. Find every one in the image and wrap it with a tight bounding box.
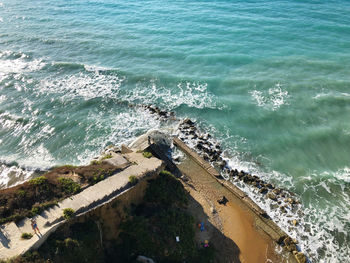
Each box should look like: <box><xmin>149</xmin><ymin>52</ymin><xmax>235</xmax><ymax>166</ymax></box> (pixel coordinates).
<box><xmin>267</xmin><ymin>192</ymin><xmax>277</xmax><ymax>201</ymax></box>
<box><xmin>293</xmin><ymin>251</ymin><xmax>307</xmax><ymax>263</ymax></box>
<box><xmin>266</xmin><ymin>183</ymin><xmax>275</xmax><ymax>189</ymax></box>
<box><xmin>159</xmin><ymin>111</ymin><xmax>167</xmax><ymax>117</ymax></box>
<box><xmin>273</xmin><ymin>188</ymin><xmax>281</xmax><ymax>195</ymax></box>
<box><xmin>259</xmin><ymin>187</ymin><xmax>268</xmax><ymax>194</ymax></box>
<box><xmin>219</xmin><ymin>160</ymin><xmax>227</xmax><ymax>169</ymax></box>
<box><xmin>196</xmin><ymin>142</ymin><xmax>203</xmax><ymax>150</ymax></box>
<box><xmin>183</xmin><ymin>118</ymin><xmax>195</xmax><ymax>125</ymax></box>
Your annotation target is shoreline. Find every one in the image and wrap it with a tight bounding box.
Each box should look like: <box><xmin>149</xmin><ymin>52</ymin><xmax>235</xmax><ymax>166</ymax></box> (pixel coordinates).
<box><xmin>174</xmin><ymin>139</ymin><xmax>298</xmax><ymax>263</ymax></box>
<box><xmin>0</xmin><ymin>126</ymin><xmax>306</xmax><ymax>262</ymax></box>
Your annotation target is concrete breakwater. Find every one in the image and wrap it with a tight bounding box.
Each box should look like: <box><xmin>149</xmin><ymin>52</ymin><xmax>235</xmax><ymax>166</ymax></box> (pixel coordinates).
<box><xmin>141</xmin><ymin>104</ymin><xmax>307</xmax><ymax>263</ymax></box>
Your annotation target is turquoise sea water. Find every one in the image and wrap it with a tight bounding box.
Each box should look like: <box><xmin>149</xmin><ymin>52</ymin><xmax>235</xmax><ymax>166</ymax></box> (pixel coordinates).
<box><xmin>1</xmin><ymin>0</ymin><xmax>350</xmax><ymax>261</ymax></box>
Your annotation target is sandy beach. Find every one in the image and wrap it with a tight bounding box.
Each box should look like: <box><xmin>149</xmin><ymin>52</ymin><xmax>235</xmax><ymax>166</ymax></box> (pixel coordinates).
<box><xmin>177</xmin><ymin>155</ymin><xmax>291</xmax><ymax>263</ymax></box>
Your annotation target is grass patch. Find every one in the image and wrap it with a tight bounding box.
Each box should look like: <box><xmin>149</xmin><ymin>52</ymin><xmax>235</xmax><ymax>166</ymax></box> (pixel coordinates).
<box><xmin>63</xmin><ymin>208</ymin><xmax>75</xmax><ymax>220</ymax></box>
<box><xmin>21</xmin><ymin>233</ymin><xmax>33</xmax><ymax>240</ymax></box>
<box><xmin>101</xmin><ymin>154</ymin><xmax>112</xmax><ymax>160</ymax></box>
<box><xmin>128</xmin><ymin>175</ymin><xmax>138</xmax><ymax>185</ymax></box>
<box><xmin>90</xmin><ymin>160</ymin><xmax>102</xmax><ymax>165</ymax></box>
<box><xmin>142</xmin><ymin>151</ymin><xmax>153</xmax><ymax>158</ymax></box>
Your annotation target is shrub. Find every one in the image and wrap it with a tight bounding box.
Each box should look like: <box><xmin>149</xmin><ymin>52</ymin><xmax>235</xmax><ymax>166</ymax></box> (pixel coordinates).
<box><xmin>21</xmin><ymin>232</ymin><xmax>33</xmax><ymax>239</ymax></box>
<box><xmin>63</xmin><ymin>208</ymin><xmax>75</xmax><ymax>219</ymax></box>
<box><xmin>64</xmin><ymin>237</ymin><xmax>79</xmax><ymax>248</ymax></box>
<box><xmin>16</xmin><ymin>190</ymin><xmax>26</xmax><ymax>199</ymax></box>
<box><xmin>58</xmin><ymin>177</ymin><xmax>81</xmax><ymax>194</ymax></box>
<box><xmin>129</xmin><ymin>176</ymin><xmax>138</xmax><ymax>185</ymax></box>
<box><xmin>142</xmin><ymin>151</ymin><xmax>153</xmax><ymax>158</ymax></box>
<box><xmin>145</xmin><ymin>170</ymin><xmax>188</xmax><ymax>206</ymax></box>
<box><xmin>101</xmin><ymin>154</ymin><xmax>112</xmax><ymax>160</ymax></box>
<box><xmin>90</xmin><ymin>160</ymin><xmax>101</xmax><ymax>165</ymax></box>
<box><xmin>31</xmin><ymin>206</ymin><xmax>40</xmax><ymax>215</ymax></box>
<box><xmin>29</xmin><ymin>176</ymin><xmax>47</xmax><ymax>186</ymax></box>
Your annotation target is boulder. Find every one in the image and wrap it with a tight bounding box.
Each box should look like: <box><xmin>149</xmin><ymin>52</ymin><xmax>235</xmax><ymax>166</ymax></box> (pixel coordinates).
<box><xmin>259</xmin><ymin>187</ymin><xmax>268</xmax><ymax>194</ymax></box>
<box><xmin>273</xmin><ymin>188</ymin><xmax>281</xmax><ymax>195</ymax></box>
<box><xmin>293</xmin><ymin>252</ymin><xmax>307</xmax><ymax>263</ymax></box>
<box><xmin>183</xmin><ymin>118</ymin><xmax>195</xmax><ymax>125</ymax></box>
<box><xmin>267</xmin><ymin>192</ymin><xmax>277</xmax><ymax>201</ymax></box>
<box><xmin>266</xmin><ymin>183</ymin><xmax>275</xmax><ymax>189</ymax></box>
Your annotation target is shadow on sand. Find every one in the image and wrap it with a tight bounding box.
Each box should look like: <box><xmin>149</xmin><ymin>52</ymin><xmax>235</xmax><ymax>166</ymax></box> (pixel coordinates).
<box><xmin>186</xmin><ymin>194</ymin><xmax>241</xmax><ymax>263</ymax></box>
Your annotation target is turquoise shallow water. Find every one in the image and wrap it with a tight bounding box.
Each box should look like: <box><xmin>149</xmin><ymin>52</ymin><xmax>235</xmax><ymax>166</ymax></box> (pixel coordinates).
<box><xmin>1</xmin><ymin>0</ymin><xmax>350</xmax><ymax>261</ymax></box>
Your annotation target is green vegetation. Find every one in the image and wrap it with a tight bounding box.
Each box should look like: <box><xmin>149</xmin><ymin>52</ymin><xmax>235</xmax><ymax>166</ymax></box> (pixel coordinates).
<box><xmin>63</xmin><ymin>208</ymin><xmax>75</xmax><ymax>220</ymax></box>
<box><xmin>0</xmin><ymin>162</ymin><xmax>125</xmax><ymax>224</ymax></box>
<box><xmin>90</xmin><ymin>160</ymin><xmax>102</xmax><ymax>165</ymax></box>
<box><xmin>58</xmin><ymin>177</ymin><xmax>81</xmax><ymax>195</ymax></box>
<box><xmin>4</xmin><ymin>170</ymin><xmax>215</xmax><ymax>263</ymax></box>
<box><xmin>144</xmin><ymin>170</ymin><xmax>188</xmax><ymax>206</ymax></box>
<box><xmin>112</xmin><ymin>170</ymin><xmax>214</xmax><ymax>262</ymax></box>
<box><xmin>142</xmin><ymin>151</ymin><xmax>153</xmax><ymax>158</ymax></box>
<box><xmin>101</xmin><ymin>154</ymin><xmax>112</xmax><ymax>160</ymax></box>
<box><xmin>28</xmin><ymin>176</ymin><xmax>48</xmax><ymax>186</ymax></box>
<box><xmin>21</xmin><ymin>233</ymin><xmax>33</xmax><ymax>240</ymax></box>
<box><xmin>128</xmin><ymin>175</ymin><xmax>138</xmax><ymax>185</ymax></box>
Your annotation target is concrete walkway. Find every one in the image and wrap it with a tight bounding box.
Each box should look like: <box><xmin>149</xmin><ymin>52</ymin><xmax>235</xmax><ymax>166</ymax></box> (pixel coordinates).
<box><xmin>0</xmin><ymin>152</ymin><xmax>163</xmax><ymax>260</ymax></box>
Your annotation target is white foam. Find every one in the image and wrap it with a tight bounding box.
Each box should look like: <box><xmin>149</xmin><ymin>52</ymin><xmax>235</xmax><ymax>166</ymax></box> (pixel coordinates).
<box><xmin>250</xmin><ymin>83</ymin><xmax>289</xmax><ymax>111</ymax></box>
<box><xmin>0</xmin><ymin>51</ymin><xmax>45</xmax><ymax>74</ymax></box>
<box><xmin>76</xmin><ymin>107</ymin><xmax>168</xmax><ymax>165</ymax></box>
<box><xmin>0</xmin><ymin>163</ymin><xmax>34</xmax><ymax>189</ymax></box>
<box><xmin>38</xmin><ymin>70</ymin><xmax>124</xmax><ymax>101</ymax></box>
<box><xmin>124</xmin><ymin>80</ymin><xmax>218</xmax><ymax>110</ymax></box>
<box><xmin>177</xmin><ymin>122</ymin><xmax>350</xmax><ymax>262</ymax></box>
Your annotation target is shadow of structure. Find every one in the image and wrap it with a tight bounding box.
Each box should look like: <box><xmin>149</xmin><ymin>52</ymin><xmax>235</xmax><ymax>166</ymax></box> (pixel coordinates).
<box><xmin>0</xmin><ymin>227</ymin><xmax>10</xmax><ymax>248</ymax></box>
<box><xmin>186</xmin><ymin>193</ymin><xmax>241</xmax><ymax>263</ymax></box>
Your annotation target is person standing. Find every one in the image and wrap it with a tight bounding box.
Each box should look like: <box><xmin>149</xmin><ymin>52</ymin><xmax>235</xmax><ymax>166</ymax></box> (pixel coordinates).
<box><xmin>31</xmin><ymin>218</ymin><xmax>42</xmax><ymax>236</ymax></box>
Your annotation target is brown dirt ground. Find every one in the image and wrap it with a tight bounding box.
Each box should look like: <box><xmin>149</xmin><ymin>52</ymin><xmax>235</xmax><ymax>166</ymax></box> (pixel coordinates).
<box><xmin>177</xmin><ymin>156</ymin><xmax>286</xmax><ymax>263</ymax></box>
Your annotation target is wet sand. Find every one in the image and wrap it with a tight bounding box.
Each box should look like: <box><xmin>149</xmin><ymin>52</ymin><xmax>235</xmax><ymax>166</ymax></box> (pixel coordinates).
<box><xmin>177</xmin><ymin>155</ymin><xmax>284</xmax><ymax>263</ymax></box>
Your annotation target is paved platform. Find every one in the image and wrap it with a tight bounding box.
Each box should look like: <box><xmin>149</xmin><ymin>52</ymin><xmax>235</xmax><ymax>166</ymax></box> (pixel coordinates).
<box><xmin>0</xmin><ymin>152</ymin><xmax>163</xmax><ymax>260</ymax></box>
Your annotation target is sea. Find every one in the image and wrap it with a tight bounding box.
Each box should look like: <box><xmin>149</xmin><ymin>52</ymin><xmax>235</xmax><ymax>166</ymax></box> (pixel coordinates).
<box><xmin>0</xmin><ymin>0</ymin><xmax>349</xmax><ymax>261</ymax></box>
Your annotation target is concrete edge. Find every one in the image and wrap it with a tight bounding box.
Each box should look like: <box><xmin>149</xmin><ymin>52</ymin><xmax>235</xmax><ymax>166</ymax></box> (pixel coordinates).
<box><xmin>22</xmin><ymin>161</ymin><xmax>166</xmax><ymax>257</ymax></box>
<box><xmin>173</xmin><ymin>137</ymin><xmax>298</xmax><ymax>254</ymax></box>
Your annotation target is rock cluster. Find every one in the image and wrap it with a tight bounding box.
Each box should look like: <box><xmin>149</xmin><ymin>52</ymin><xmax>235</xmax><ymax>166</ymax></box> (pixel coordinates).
<box><xmin>281</xmin><ymin>237</ymin><xmax>306</xmax><ymax>263</ymax></box>
<box><xmin>177</xmin><ymin>118</ymin><xmax>301</xmax><ymax>208</ymax></box>
<box><xmin>140</xmin><ymin>106</ymin><xmax>307</xmax><ymax>263</ymax></box>
<box><xmin>142</xmin><ymin>105</ymin><xmax>176</xmax><ymax>120</ymax></box>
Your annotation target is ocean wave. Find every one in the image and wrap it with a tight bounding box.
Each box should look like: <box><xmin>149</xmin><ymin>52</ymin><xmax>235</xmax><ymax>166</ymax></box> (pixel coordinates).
<box><xmin>0</xmin><ymin>50</ymin><xmax>45</xmax><ymax>74</ymax></box>
<box><xmin>313</xmin><ymin>91</ymin><xmax>350</xmax><ymax>102</ymax></box>
<box><xmin>37</xmin><ymin>62</ymin><xmax>219</xmax><ymax>111</ymax></box>
<box><xmin>0</xmin><ymin>163</ymin><xmax>34</xmax><ymax>189</ymax></box>
<box><xmin>249</xmin><ymin>83</ymin><xmax>289</xmax><ymax>111</ymax></box>
<box><xmin>186</xmin><ymin>122</ymin><xmax>350</xmax><ymax>262</ymax></box>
